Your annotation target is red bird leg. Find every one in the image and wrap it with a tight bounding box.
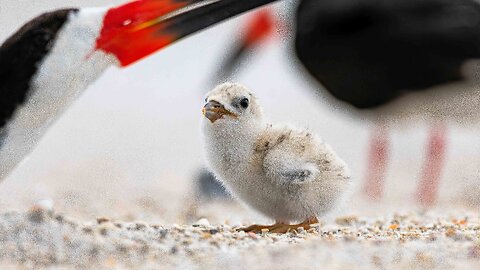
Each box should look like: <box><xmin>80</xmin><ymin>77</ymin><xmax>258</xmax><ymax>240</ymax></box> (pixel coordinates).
<box><xmin>416</xmin><ymin>123</ymin><xmax>448</xmax><ymax>207</ymax></box>
<box><xmin>363</xmin><ymin>126</ymin><xmax>390</xmax><ymax>200</ymax></box>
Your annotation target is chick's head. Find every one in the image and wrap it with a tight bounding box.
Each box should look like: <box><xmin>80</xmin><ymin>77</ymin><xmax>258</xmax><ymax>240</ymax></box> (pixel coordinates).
<box><xmin>202</xmin><ymin>83</ymin><xmax>263</xmax><ymax>127</ymax></box>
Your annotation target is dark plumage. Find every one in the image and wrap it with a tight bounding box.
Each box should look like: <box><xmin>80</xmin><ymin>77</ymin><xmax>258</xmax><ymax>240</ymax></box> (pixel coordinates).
<box><xmin>295</xmin><ymin>0</ymin><xmax>480</xmax><ymax>108</ymax></box>
<box><xmin>0</xmin><ymin>9</ymin><xmax>77</xmax><ymax>129</ymax></box>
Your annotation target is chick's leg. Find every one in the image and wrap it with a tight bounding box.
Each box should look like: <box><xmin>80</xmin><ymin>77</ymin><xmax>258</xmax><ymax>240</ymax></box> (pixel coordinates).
<box><xmin>268</xmin><ymin>217</ymin><xmax>319</xmax><ymax>233</ymax></box>
<box><xmin>241</xmin><ymin>217</ymin><xmax>320</xmax><ymax>234</ymax></box>
<box><xmin>239</xmin><ymin>224</ymin><xmax>279</xmax><ymax>233</ymax></box>
<box><xmin>239</xmin><ymin>217</ymin><xmax>320</xmax><ymax>234</ymax></box>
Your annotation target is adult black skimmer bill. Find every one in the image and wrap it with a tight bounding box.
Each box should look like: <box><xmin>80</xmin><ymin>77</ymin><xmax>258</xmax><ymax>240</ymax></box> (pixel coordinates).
<box><xmin>0</xmin><ymin>0</ymin><xmax>274</xmax><ymax>181</ymax></box>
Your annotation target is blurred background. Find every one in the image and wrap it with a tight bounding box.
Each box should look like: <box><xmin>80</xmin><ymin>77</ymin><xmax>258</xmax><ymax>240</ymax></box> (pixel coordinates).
<box><xmin>0</xmin><ymin>0</ymin><xmax>479</xmax><ymax>225</ymax></box>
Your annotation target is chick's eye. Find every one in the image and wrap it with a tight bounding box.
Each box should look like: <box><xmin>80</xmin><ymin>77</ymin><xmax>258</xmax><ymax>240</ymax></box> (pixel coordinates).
<box><xmin>240</xmin><ymin>98</ymin><xmax>249</xmax><ymax>109</ymax></box>
<box><xmin>204</xmin><ymin>97</ymin><xmax>208</xmax><ymax>103</ymax></box>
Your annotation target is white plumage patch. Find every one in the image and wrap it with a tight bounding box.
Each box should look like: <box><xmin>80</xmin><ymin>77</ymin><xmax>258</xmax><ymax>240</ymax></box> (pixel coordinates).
<box><xmin>0</xmin><ymin>8</ymin><xmax>119</xmax><ymax>179</ymax></box>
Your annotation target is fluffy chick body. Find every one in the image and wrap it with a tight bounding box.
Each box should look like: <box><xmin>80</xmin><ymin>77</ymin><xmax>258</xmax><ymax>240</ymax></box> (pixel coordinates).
<box><xmin>202</xmin><ymin>83</ymin><xmax>350</xmax><ymax>223</ymax></box>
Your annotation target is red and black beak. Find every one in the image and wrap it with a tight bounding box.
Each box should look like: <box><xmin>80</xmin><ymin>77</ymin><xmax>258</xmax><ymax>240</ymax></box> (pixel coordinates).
<box><xmin>95</xmin><ymin>0</ymin><xmax>277</xmax><ymax>67</ymax></box>
<box><xmin>212</xmin><ymin>7</ymin><xmax>276</xmax><ymax>84</ymax></box>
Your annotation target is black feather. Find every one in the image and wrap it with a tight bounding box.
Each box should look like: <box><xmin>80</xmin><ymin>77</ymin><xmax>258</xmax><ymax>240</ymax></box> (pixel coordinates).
<box><xmin>0</xmin><ymin>9</ymin><xmax>77</xmax><ymax>129</ymax></box>
<box><xmin>295</xmin><ymin>0</ymin><xmax>480</xmax><ymax>108</ymax></box>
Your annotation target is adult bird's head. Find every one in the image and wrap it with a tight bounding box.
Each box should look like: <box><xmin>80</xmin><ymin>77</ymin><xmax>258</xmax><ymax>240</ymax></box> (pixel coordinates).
<box><xmin>0</xmin><ymin>0</ymin><xmax>203</xmax><ymax>122</ymax></box>
<box><xmin>1</xmin><ymin>0</ymin><xmax>231</xmax><ymax>97</ymax></box>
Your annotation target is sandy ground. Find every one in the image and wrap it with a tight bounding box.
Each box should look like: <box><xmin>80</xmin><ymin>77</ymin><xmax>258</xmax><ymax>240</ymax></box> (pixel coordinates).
<box><xmin>0</xmin><ymin>201</ymin><xmax>479</xmax><ymax>269</ymax></box>
<box><xmin>0</xmin><ymin>163</ymin><xmax>478</xmax><ymax>269</ymax></box>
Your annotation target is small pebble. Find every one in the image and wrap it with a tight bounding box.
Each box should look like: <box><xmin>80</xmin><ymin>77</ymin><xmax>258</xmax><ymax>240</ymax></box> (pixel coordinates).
<box><xmin>194</xmin><ymin>218</ymin><xmax>210</xmax><ymax>227</ymax></box>
<box><xmin>34</xmin><ymin>199</ymin><xmax>54</xmax><ymax>212</ymax></box>
<box><xmin>96</xmin><ymin>217</ymin><xmax>110</xmax><ymax>224</ymax></box>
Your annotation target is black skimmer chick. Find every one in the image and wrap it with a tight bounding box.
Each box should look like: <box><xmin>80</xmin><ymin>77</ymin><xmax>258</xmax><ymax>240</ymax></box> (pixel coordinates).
<box><xmin>202</xmin><ymin>83</ymin><xmax>351</xmax><ymax>233</ymax></box>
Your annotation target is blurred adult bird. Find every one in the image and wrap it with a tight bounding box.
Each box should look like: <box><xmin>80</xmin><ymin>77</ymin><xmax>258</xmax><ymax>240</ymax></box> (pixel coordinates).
<box><xmin>294</xmin><ymin>0</ymin><xmax>480</xmax><ymax>206</ymax></box>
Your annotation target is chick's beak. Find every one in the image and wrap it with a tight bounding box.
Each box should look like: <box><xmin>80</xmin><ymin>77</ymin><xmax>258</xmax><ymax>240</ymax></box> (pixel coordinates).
<box><xmin>202</xmin><ymin>100</ymin><xmax>237</xmax><ymax>123</ymax></box>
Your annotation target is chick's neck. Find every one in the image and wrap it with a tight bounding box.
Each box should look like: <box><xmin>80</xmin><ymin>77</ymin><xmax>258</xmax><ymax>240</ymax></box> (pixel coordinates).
<box><xmin>214</xmin><ymin>116</ymin><xmax>266</xmax><ymax>163</ymax></box>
